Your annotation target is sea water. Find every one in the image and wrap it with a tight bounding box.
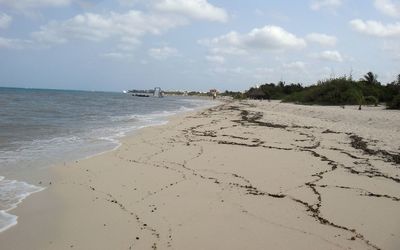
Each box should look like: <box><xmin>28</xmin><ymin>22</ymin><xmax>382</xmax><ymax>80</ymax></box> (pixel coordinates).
<box><xmin>0</xmin><ymin>87</ymin><xmax>215</xmax><ymax>232</ymax></box>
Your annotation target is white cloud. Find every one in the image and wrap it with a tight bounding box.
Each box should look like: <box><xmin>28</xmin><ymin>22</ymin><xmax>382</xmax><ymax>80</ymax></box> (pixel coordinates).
<box><xmin>245</xmin><ymin>26</ymin><xmax>306</xmax><ymax>50</ymax></box>
<box><xmin>212</xmin><ymin>66</ymin><xmax>247</xmax><ymax>75</ymax></box>
<box><xmin>200</xmin><ymin>25</ymin><xmax>306</xmax><ymax>55</ymax></box>
<box><xmin>101</xmin><ymin>52</ymin><xmax>131</xmax><ymax>59</ymax></box>
<box><xmin>0</xmin><ymin>36</ymin><xmax>32</xmax><ymax>49</ymax></box>
<box><xmin>350</xmin><ymin>19</ymin><xmax>400</xmax><ymax>37</ymax></box>
<box><xmin>255</xmin><ymin>67</ymin><xmax>274</xmax><ymax>74</ymax></box>
<box><xmin>29</xmin><ymin>2</ymin><xmax>227</xmax><ymax>50</ymax></box>
<box><xmin>310</xmin><ymin>0</ymin><xmax>342</xmax><ymax>10</ymax></box>
<box><xmin>205</xmin><ymin>55</ymin><xmax>225</xmax><ymax>64</ymax></box>
<box><xmin>283</xmin><ymin>61</ymin><xmax>306</xmax><ymax>70</ymax></box>
<box><xmin>306</xmin><ymin>33</ymin><xmax>337</xmax><ymax>46</ymax></box>
<box><xmin>253</xmin><ymin>67</ymin><xmax>275</xmax><ymax>79</ymax></box>
<box><xmin>0</xmin><ymin>0</ymin><xmax>71</xmax><ymax>10</ymax></box>
<box><xmin>154</xmin><ymin>0</ymin><xmax>228</xmax><ymax>22</ymax></box>
<box><xmin>148</xmin><ymin>46</ymin><xmax>178</xmax><ymax>60</ymax></box>
<box><xmin>118</xmin><ymin>0</ymin><xmax>228</xmax><ymax>22</ymax></box>
<box><xmin>117</xmin><ymin>37</ymin><xmax>142</xmax><ymax>51</ymax></box>
<box><xmin>209</xmin><ymin>46</ymin><xmax>247</xmax><ymax>56</ymax></box>
<box><xmin>315</xmin><ymin>50</ymin><xmax>344</xmax><ymax>62</ymax></box>
<box><xmin>31</xmin><ymin>10</ymin><xmax>186</xmax><ymax>49</ymax></box>
<box><xmin>0</xmin><ymin>12</ymin><xmax>12</xmax><ymax>29</ymax></box>
<box><xmin>374</xmin><ymin>0</ymin><xmax>400</xmax><ymax>18</ymax></box>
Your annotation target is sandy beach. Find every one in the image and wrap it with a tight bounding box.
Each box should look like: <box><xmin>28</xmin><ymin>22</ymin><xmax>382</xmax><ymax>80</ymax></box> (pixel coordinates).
<box><xmin>1</xmin><ymin>100</ymin><xmax>399</xmax><ymax>250</ymax></box>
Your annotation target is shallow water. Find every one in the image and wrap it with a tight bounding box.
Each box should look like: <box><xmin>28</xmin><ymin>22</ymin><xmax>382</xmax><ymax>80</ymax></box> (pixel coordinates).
<box><xmin>0</xmin><ymin>87</ymin><xmax>214</xmax><ymax>232</ymax></box>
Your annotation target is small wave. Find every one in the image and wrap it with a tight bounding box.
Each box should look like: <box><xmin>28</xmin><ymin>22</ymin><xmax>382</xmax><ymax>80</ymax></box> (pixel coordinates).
<box><xmin>109</xmin><ymin>115</ymin><xmax>140</xmax><ymax>123</ymax></box>
<box><xmin>0</xmin><ymin>136</ymin><xmax>86</xmax><ymax>165</ymax></box>
<box><xmin>0</xmin><ymin>96</ymin><xmax>217</xmax><ymax>233</ymax></box>
<box><xmin>0</xmin><ymin>176</ymin><xmax>44</xmax><ymax>232</ymax></box>
<box><xmin>178</xmin><ymin>106</ymin><xmax>195</xmax><ymax>112</ymax></box>
<box><xmin>0</xmin><ymin>211</ymin><xmax>17</xmax><ymax>233</ymax></box>
<box><xmin>9</xmin><ymin>136</ymin><xmax>82</xmax><ymax>152</ymax></box>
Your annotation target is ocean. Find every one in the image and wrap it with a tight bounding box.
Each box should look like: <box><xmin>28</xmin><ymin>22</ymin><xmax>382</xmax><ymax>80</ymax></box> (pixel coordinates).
<box><xmin>0</xmin><ymin>87</ymin><xmax>215</xmax><ymax>232</ymax></box>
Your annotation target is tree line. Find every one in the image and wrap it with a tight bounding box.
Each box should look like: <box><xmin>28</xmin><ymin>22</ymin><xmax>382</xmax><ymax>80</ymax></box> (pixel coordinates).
<box><xmin>222</xmin><ymin>72</ymin><xmax>400</xmax><ymax>109</ymax></box>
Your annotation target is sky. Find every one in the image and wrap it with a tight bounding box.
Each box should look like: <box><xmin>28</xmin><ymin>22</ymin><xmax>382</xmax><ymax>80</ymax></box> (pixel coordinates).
<box><xmin>0</xmin><ymin>0</ymin><xmax>399</xmax><ymax>92</ymax></box>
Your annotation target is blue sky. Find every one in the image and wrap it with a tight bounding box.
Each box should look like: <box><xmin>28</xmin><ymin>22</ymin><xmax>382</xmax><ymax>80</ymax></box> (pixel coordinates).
<box><xmin>0</xmin><ymin>0</ymin><xmax>399</xmax><ymax>91</ymax></box>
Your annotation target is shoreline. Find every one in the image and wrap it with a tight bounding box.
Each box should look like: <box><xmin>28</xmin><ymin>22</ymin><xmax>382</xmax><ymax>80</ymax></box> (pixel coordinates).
<box><xmin>0</xmin><ymin>99</ymin><xmax>217</xmax><ymax>235</ymax></box>
<box><xmin>0</xmin><ymin>108</ymin><xmax>204</xmax><ymax>249</ymax></box>
<box><xmin>1</xmin><ymin>100</ymin><xmax>399</xmax><ymax>250</ymax></box>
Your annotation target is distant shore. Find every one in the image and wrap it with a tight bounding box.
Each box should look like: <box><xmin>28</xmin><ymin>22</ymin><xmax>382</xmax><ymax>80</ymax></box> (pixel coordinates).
<box><xmin>1</xmin><ymin>100</ymin><xmax>399</xmax><ymax>250</ymax></box>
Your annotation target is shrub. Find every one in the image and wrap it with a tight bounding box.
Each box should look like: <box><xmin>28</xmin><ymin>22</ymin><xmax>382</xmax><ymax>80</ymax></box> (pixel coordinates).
<box><xmin>244</xmin><ymin>72</ymin><xmax>398</xmax><ymax>107</ymax></box>
<box><xmin>284</xmin><ymin>77</ymin><xmax>364</xmax><ymax>105</ymax></box>
<box><xmin>387</xmin><ymin>94</ymin><xmax>400</xmax><ymax>109</ymax></box>
<box><xmin>364</xmin><ymin>96</ymin><xmax>379</xmax><ymax>106</ymax></box>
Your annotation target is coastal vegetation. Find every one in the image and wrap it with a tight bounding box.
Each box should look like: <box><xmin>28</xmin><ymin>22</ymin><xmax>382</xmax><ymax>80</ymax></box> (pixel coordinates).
<box><xmin>127</xmin><ymin>72</ymin><xmax>400</xmax><ymax>110</ymax></box>
<box><xmin>238</xmin><ymin>72</ymin><xmax>400</xmax><ymax>109</ymax></box>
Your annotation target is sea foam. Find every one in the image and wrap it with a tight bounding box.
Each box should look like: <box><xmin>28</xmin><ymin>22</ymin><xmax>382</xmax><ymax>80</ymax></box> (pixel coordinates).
<box><xmin>0</xmin><ymin>88</ymin><xmax>216</xmax><ymax>233</ymax></box>
<box><xmin>0</xmin><ymin>176</ymin><xmax>44</xmax><ymax>232</ymax></box>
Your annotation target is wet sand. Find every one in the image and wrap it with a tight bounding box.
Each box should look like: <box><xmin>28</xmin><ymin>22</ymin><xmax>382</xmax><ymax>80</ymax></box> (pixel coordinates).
<box><xmin>1</xmin><ymin>100</ymin><xmax>399</xmax><ymax>250</ymax></box>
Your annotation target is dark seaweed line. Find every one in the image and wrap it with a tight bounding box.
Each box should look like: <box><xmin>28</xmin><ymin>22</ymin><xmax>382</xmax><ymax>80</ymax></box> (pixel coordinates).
<box><xmin>209</xmin><ymin>104</ymin><xmax>382</xmax><ymax>249</ymax></box>
<box><xmin>126</xmin><ymin>102</ymin><xmax>387</xmax><ymax>250</ymax></box>
<box><xmin>350</xmin><ymin>134</ymin><xmax>400</xmax><ymax>165</ymax></box>
<box><xmin>106</xmin><ymin>191</ymin><xmax>160</xmax><ymax>249</ymax></box>
<box><xmin>316</xmin><ymin>184</ymin><xmax>400</xmax><ymax>201</ymax></box>
<box><xmin>289</xmin><ymin>196</ymin><xmax>380</xmax><ymax>249</ymax></box>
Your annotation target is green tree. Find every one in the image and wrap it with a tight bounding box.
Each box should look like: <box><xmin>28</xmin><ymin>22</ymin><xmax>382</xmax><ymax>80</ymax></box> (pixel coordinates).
<box><xmin>362</xmin><ymin>72</ymin><xmax>379</xmax><ymax>85</ymax></box>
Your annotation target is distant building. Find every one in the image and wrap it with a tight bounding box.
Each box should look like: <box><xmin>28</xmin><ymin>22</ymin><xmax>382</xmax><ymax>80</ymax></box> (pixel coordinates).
<box><xmin>209</xmin><ymin>89</ymin><xmax>218</xmax><ymax>99</ymax></box>
<box><xmin>153</xmin><ymin>87</ymin><xmax>163</xmax><ymax>98</ymax></box>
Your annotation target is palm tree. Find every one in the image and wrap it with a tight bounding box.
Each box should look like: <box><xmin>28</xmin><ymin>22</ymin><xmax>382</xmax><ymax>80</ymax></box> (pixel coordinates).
<box><xmin>362</xmin><ymin>72</ymin><xmax>378</xmax><ymax>85</ymax></box>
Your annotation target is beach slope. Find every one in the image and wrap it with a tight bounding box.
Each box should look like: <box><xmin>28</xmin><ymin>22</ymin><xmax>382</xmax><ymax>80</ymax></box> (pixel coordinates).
<box><xmin>1</xmin><ymin>100</ymin><xmax>399</xmax><ymax>250</ymax></box>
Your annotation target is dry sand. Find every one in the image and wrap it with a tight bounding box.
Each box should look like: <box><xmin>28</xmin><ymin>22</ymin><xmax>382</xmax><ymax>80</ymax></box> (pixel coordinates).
<box><xmin>1</xmin><ymin>100</ymin><xmax>399</xmax><ymax>250</ymax></box>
